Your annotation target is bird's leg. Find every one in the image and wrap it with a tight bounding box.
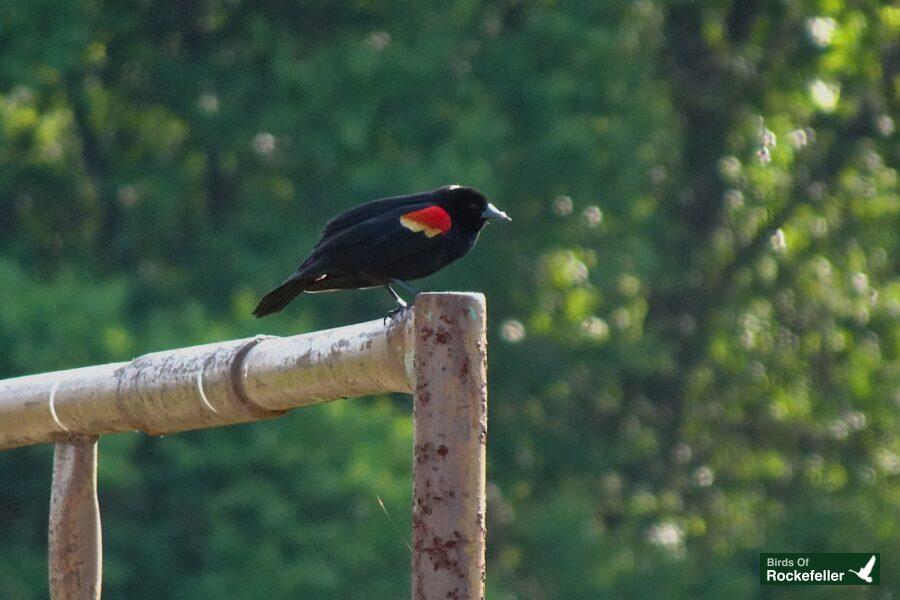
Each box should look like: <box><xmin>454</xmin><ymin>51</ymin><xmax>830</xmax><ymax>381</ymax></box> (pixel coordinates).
<box><xmin>384</xmin><ymin>284</ymin><xmax>408</xmax><ymax>308</ymax></box>
<box><xmin>383</xmin><ymin>281</ymin><xmax>423</xmax><ymax>323</ymax></box>
<box><xmin>383</xmin><ymin>284</ymin><xmax>409</xmax><ymax>323</ymax></box>
<box><xmin>392</xmin><ymin>279</ymin><xmax>421</xmax><ymax>299</ymax></box>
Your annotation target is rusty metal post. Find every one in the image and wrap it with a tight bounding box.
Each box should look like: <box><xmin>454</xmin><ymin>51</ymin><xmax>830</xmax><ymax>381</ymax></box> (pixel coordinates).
<box><xmin>49</xmin><ymin>435</ymin><xmax>101</xmax><ymax>600</ymax></box>
<box><xmin>411</xmin><ymin>293</ymin><xmax>487</xmax><ymax>600</ymax></box>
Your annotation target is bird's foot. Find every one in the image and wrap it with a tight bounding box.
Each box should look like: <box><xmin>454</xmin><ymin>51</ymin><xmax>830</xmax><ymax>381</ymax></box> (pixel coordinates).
<box><xmin>383</xmin><ymin>281</ymin><xmax>421</xmax><ymax>325</ymax></box>
<box><xmin>383</xmin><ymin>303</ymin><xmax>412</xmax><ymax>325</ymax></box>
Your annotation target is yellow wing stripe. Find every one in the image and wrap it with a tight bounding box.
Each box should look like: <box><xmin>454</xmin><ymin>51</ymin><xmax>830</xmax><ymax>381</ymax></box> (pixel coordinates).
<box><xmin>400</xmin><ymin>215</ymin><xmax>445</xmax><ymax>238</ymax></box>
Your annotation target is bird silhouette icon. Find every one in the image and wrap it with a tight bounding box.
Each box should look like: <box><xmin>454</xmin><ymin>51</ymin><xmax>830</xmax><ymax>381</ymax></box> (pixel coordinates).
<box><xmin>848</xmin><ymin>555</ymin><xmax>876</xmax><ymax>583</ymax></box>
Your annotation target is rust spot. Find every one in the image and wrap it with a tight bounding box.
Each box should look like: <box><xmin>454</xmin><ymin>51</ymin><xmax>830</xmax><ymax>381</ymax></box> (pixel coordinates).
<box><xmin>418</xmin><ymin>390</ymin><xmax>431</xmax><ymax>404</ymax></box>
<box><xmin>416</xmin><ymin>442</ymin><xmax>454</xmax><ymax>470</ymax></box>
<box><xmin>418</xmin><ymin>535</ymin><xmax>464</xmax><ymax>578</ymax></box>
<box><xmin>413</xmin><ymin>516</ymin><xmax>425</xmax><ymax>528</ymax></box>
<box><xmin>420</xmin><ymin>326</ymin><xmax>435</xmax><ymax>340</ymax></box>
<box><xmin>415</xmin><ymin>443</ymin><xmax>433</xmax><ymax>464</ymax></box>
<box><xmin>413</xmin><ymin>569</ymin><xmax>426</xmax><ymax>600</ymax></box>
<box><xmin>435</xmin><ymin>328</ymin><xmax>451</xmax><ymax>344</ymax></box>
<box><xmin>460</xmin><ymin>356</ymin><xmax>470</xmax><ymax>377</ymax></box>
<box><xmin>415</xmin><ymin>496</ymin><xmax>433</xmax><ymax>515</ymax></box>
<box><xmin>439</xmin><ymin>314</ymin><xmax>455</xmax><ymax>325</ymax></box>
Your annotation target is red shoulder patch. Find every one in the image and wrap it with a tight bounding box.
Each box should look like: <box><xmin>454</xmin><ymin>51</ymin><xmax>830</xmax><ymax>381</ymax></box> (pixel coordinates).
<box><xmin>399</xmin><ymin>206</ymin><xmax>452</xmax><ymax>238</ymax></box>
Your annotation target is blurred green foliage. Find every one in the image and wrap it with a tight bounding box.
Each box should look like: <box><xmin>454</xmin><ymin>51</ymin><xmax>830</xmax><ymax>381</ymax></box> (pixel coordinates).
<box><xmin>0</xmin><ymin>1</ymin><xmax>897</xmax><ymax>598</ymax></box>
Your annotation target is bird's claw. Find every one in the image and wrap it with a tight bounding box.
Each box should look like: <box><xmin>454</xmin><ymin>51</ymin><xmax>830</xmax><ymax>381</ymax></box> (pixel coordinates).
<box><xmin>383</xmin><ymin>303</ymin><xmax>412</xmax><ymax>325</ymax></box>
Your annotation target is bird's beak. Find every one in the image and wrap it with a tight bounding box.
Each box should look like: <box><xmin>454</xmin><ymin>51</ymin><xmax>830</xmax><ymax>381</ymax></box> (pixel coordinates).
<box><xmin>482</xmin><ymin>203</ymin><xmax>511</xmax><ymax>222</ymax></box>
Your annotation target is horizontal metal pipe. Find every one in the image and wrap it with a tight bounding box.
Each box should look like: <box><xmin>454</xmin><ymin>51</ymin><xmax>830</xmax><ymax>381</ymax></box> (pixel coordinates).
<box><xmin>0</xmin><ymin>312</ymin><xmax>415</xmax><ymax>450</ymax></box>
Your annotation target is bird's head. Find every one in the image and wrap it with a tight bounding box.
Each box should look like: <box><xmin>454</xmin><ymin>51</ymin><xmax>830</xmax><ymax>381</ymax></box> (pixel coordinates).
<box><xmin>434</xmin><ymin>185</ymin><xmax>511</xmax><ymax>232</ymax></box>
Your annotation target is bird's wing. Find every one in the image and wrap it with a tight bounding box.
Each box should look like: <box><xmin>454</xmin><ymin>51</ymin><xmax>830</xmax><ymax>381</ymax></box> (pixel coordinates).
<box><xmin>312</xmin><ymin>201</ymin><xmax>435</xmax><ymax>251</ymax></box>
<box><xmin>862</xmin><ymin>555</ymin><xmax>876</xmax><ymax>576</ymax></box>
<box><xmin>299</xmin><ymin>202</ymin><xmax>449</xmax><ymax>276</ymax></box>
<box><xmin>320</xmin><ymin>191</ymin><xmax>437</xmax><ymax>238</ymax></box>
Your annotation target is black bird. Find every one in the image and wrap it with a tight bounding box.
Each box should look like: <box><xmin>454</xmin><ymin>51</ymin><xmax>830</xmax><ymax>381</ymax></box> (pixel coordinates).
<box><xmin>253</xmin><ymin>185</ymin><xmax>510</xmax><ymax>317</ymax></box>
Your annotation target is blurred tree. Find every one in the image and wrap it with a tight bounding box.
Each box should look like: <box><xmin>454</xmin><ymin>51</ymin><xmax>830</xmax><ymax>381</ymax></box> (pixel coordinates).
<box><xmin>0</xmin><ymin>0</ymin><xmax>896</xmax><ymax>598</ymax></box>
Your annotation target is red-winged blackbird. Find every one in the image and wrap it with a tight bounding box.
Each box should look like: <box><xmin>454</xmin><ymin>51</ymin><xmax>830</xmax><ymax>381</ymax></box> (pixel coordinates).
<box><xmin>253</xmin><ymin>185</ymin><xmax>510</xmax><ymax>317</ymax></box>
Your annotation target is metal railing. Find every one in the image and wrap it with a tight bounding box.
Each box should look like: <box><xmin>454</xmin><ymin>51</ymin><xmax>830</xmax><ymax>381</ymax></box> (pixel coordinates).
<box><xmin>0</xmin><ymin>292</ymin><xmax>488</xmax><ymax>600</ymax></box>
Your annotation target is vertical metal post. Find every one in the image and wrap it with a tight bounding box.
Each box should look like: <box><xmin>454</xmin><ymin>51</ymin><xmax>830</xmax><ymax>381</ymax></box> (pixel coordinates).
<box><xmin>411</xmin><ymin>293</ymin><xmax>487</xmax><ymax>600</ymax></box>
<box><xmin>49</xmin><ymin>435</ymin><xmax>102</xmax><ymax>600</ymax></box>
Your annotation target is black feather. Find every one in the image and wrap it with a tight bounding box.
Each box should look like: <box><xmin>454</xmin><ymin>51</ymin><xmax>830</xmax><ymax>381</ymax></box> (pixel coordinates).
<box><xmin>252</xmin><ymin>277</ymin><xmax>310</xmax><ymax>317</ymax></box>
<box><xmin>319</xmin><ymin>191</ymin><xmax>433</xmax><ymax>237</ymax></box>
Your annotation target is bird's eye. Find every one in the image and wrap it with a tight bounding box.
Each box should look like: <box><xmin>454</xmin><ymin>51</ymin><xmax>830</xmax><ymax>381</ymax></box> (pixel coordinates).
<box><xmin>470</xmin><ymin>202</ymin><xmax>478</xmax><ymax>210</ymax></box>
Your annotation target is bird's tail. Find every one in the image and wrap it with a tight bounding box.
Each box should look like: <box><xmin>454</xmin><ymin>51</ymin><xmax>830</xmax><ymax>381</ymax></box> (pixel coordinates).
<box><xmin>252</xmin><ymin>276</ymin><xmax>310</xmax><ymax>317</ymax></box>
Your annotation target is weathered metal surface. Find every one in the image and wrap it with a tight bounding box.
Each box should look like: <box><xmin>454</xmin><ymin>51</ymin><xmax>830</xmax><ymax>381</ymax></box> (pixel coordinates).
<box><xmin>49</xmin><ymin>435</ymin><xmax>101</xmax><ymax>600</ymax></box>
<box><xmin>242</xmin><ymin>313</ymin><xmax>415</xmax><ymax>411</ymax></box>
<box><xmin>411</xmin><ymin>293</ymin><xmax>487</xmax><ymax>600</ymax></box>
<box><xmin>1</xmin><ymin>294</ymin><xmax>491</xmax><ymax>600</ymax></box>
<box><xmin>0</xmin><ymin>314</ymin><xmax>415</xmax><ymax>450</ymax></box>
